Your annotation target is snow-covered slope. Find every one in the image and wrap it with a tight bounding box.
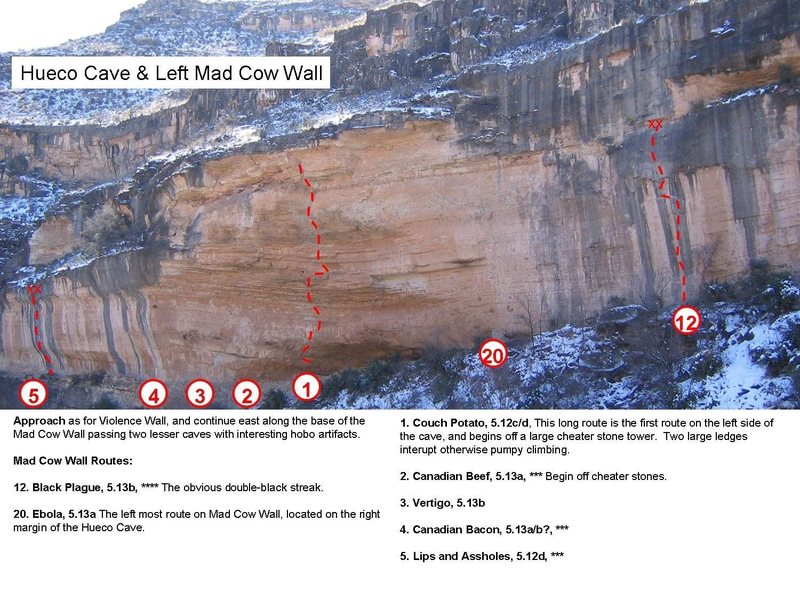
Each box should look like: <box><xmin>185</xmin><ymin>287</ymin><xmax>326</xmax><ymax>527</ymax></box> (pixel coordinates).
<box><xmin>320</xmin><ymin>293</ymin><xmax>800</xmax><ymax>410</ymax></box>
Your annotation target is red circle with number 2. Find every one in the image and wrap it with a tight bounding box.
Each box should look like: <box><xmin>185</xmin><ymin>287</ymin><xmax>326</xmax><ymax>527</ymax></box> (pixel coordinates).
<box><xmin>233</xmin><ymin>379</ymin><xmax>262</xmax><ymax>409</ymax></box>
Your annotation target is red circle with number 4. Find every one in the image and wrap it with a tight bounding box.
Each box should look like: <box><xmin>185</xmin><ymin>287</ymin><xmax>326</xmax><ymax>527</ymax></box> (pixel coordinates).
<box><xmin>292</xmin><ymin>372</ymin><xmax>322</xmax><ymax>402</ymax></box>
<box><xmin>19</xmin><ymin>379</ymin><xmax>48</xmax><ymax>409</ymax></box>
<box><xmin>478</xmin><ymin>338</ymin><xmax>508</xmax><ymax>368</ymax></box>
<box><xmin>185</xmin><ymin>379</ymin><xmax>215</xmax><ymax>408</ymax></box>
<box><xmin>672</xmin><ymin>305</ymin><xmax>702</xmax><ymax>336</ymax></box>
<box><xmin>139</xmin><ymin>379</ymin><xmax>168</xmax><ymax>409</ymax></box>
<box><xmin>232</xmin><ymin>379</ymin><xmax>262</xmax><ymax>409</ymax></box>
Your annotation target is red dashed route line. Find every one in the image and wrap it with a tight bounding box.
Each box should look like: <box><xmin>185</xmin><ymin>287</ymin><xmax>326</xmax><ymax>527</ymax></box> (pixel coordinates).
<box><xmin>26</xmin><ymin>284</ymin><xmax>55</xmax><ymax>376</ymax></box>
<box><xmin>297</xmin><ymin>163</ymin><xmax>329</xmax><ymax>364</ymax></box>
<box><xmin>647</xmin><ymin>119</ymin><xmax>687</xmax><ymax>304</ymax></box>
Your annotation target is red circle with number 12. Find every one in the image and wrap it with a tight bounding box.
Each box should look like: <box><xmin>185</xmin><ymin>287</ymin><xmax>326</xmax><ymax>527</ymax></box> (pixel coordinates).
<box><xmin>672</xmin><ymin>305</ymin><xmax>702</xmax><ymax>336</ymax></box>
<box><xmin>479</xmin><ymin>338</ymin><xmax>508</xmax><ymax>368</ymax></box>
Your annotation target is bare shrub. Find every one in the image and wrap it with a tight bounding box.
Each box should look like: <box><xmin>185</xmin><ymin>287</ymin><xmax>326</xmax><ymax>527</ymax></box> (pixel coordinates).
<box><xmin>81</xmin><ymin>204</ymin><xmax>129</xmax><ymax>254</ymax></box>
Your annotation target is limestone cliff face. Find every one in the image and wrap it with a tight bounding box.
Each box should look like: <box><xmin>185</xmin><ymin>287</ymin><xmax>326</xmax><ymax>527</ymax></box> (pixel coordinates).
<box><xmin>2</xmin><ymin>102</ymin><xmax>798</xmax><ymax>383</ymax></box>
<box><xmin>0</xmin><ymin>89</ymin><xmax>269</xmax><ymax>183</ymax></box>
<box><xmin>0</xmin><ymin>0</ymin><xmax>691</xmax><ymax>183</ymax></box>
<box><xmin>0</xmin><ymin>0</ymin><xmax>374</xmax><ymax>183</ymax></box>
<box><xmin>0</xmin><ymin>0</ymin><xmax>799</xmax><ymax>386</ymax></box>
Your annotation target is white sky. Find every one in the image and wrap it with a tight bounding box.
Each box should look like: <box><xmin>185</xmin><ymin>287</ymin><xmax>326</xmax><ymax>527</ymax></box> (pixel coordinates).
<box><xmin>0</xmin><ymin>1</ymin><xmax>337</xmax><ymax>53</ymax></box>
<box><xmin>1</xmin><ymin>0</ymin><xmax>142</xmax><ymax>52</ymax></box>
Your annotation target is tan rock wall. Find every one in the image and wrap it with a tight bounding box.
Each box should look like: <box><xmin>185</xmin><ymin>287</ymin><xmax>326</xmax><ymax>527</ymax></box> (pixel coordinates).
<box><xmin>2</xmin><ymin>113</ymin><xmax>797</xmax><ymax>382</ymax></box>
<box><xmin>28</xmin><ymin>217</ymin><xmax>81</xmax><ymax>264</ymax></box>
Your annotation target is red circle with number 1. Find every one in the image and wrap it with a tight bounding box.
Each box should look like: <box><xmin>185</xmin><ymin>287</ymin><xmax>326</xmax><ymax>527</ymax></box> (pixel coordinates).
<box><xmin>233</xmin><ymin>379</ymin><xmax>262</xmax><ymax>409</ymax></box>
<box><xmin>479</xmin><ymin>338</ymin><xmax>509</xmax><ymax>368</ymax></box>
<box><xmin>19</xmin><ymin>379</ymin><xmax>48</xmax><ymax>409</ymax></box>
<box><xmin>292</xmin><ymin>372</ymin><xmax>322</xmax><ymax>402</ymax></box>
<box><xmin>139</xmin><ymin>379</ymin><xmax>168</xmax><ymax>408</ymax></box>
<box><xmin>672</xmin><ymin>305</ymin><xmax>702</xmax><ymax>336</ymax></box>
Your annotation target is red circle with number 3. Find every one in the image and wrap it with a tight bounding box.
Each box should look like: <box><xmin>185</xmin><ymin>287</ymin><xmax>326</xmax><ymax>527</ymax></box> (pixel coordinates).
<box><xmin>185</xmin><ymin>379</ymin><xmax>215</xmax><ymax>408</ymax></box>
<box><xmin>232</xmin><ymin>379</ymin><xmax>262</xmax><ymax>409</ymax></box>
<box><xmin>139</xmin><ymin>379</ymin><xmax>168</xmax><ymax>409</ymax></box>
<box><xmin>19</xmin><ymin>379</ymin><xmax>48</xmax><ymax>409</ymax></box>
<box><xmin>671</xmin><ymin>305</ymin><xmax>702</xmax><ymax>336</ymax></box>
<box><xmin>478</xmin><ymin>338</ymin><xmax>508</xmax><ymax>368</ymax></box>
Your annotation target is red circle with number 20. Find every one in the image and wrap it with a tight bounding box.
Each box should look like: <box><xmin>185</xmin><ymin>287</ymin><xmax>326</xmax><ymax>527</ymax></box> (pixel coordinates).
<box><xmin>479</xmin><ymin>338</ymin><xmax>508</xmax><ymax>368</ymax></box>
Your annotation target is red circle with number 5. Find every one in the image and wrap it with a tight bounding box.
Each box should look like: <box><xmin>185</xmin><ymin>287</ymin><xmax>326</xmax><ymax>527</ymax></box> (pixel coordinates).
<box><xmin>292</xmin><ymin>372</ymin><xmax>322</xmax><ymax>402</ymax></box>
<box><xmin>478</xmin><ymin>338</ymin><xmax>508</xmax><ymax>368</ymax></box>
<box><xmin>671</xmin><ymin>305</ymin><xmax>702</xmax><ymax>336</ymax></box>
<box><xmin>139</xmin><ymin>379</ymin><xmax>168</xmax><ymax>409</ymax></box>
<box><xmin>232</xmin><ymin>379</ymin><xmax>262</xmax><ymax>409</ymax></box>
<box><xmin>19</xmin><ymin>379</ymin><xmax>48</xmax><ymax>409</ymax></box>
<box><xmin>185</xmin><ymin>379</ymin><xmax>215</xmax><ymax>408</ymax></box>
